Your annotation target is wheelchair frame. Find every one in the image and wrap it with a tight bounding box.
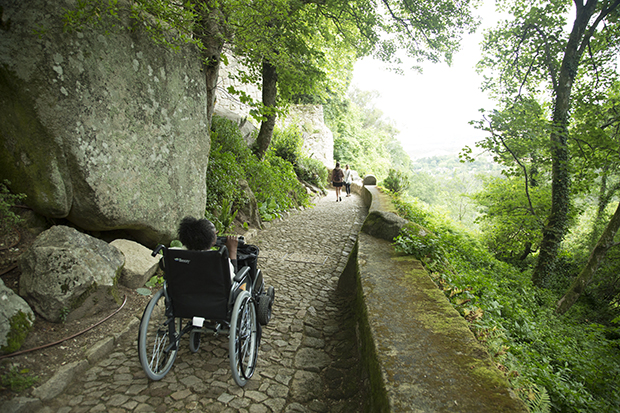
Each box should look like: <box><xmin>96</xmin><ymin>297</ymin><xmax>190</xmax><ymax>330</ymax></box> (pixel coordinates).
<box><xmin>137</xmin><ymin>243</ymin><xmax>273</xmax><ymax>387</ymax></box>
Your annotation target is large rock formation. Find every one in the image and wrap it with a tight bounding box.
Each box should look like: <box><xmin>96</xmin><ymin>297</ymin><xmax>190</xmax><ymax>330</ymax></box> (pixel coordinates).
<box><xmin>18</xmin><ymin>226</ymin><xmax>125</xmax><ymax>323</ymax></box>
<box><xmin>279</xmin><ymin>105</ymin><xmax>334</xmax><ymax>168</ymax></box>
<box><xmin>216</xmin><ymin>54</ymin><xmax>334</xmax><ymax>167</ymax></box>
<box><xmin>0</xmin><ymin>0</ymin><xmax>210</xmax><ymax>246</ymax></box>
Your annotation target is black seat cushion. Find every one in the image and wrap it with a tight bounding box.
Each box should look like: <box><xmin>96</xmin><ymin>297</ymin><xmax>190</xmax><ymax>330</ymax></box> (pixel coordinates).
<box><xmin>164</xmin><ymin>248</ymin><xmax>231</xmax><ymax>320</ymax></box>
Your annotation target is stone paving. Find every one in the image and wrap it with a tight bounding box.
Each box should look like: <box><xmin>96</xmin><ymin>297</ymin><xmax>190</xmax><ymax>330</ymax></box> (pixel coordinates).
<box><xmin>36</xmin><ymin>191</ymin><xmax>369</xmax><ymax>413</ymax></box>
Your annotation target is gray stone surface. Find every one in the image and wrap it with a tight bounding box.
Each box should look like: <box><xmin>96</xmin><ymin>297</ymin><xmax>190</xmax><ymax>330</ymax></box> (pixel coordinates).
<box><xmin>18</xmin><ymin>226</ymin><xmax>124</xmax><ymax>322</ymax></box>
<box><xmin>17</xmin><ymin>191</ymin><xmax>368</xmax><ymax>412</ymax></box>
<box><xmin>356</xmin><ymin>232</ymin><xmax>528</xmax><ymax>412</ymax></box>
<box><xmin>1</xmin><ymin>189</ymin><xmax>528</xmax><ymax>412</ymax></box>
<box><xmin>110</xmin><ymin>239</ymin><xmax>159</xmax><ymax>289</ymax></box>
<box><xmin>0</xmin><ymin>396</ymin><xmax>42</xmax><ymax>413</ymax></box>
<box><xmin>361</xmin><ymin>210</ymin><xmax>409</xmax><ymax>241</ymax></box>
<box><xmin>0</xmin><ymin>0</ymin><xmax>209</xmax><ymax>246</ymax></box>
<box><xmin>362</xmin><ymin>175</ymin><xmax>377</xmax><ymax>185</ymax></box>
<box><xmin>31</xmin><ymin>360</ymin><xmax>89</xmax><ymax>401</ymax></box>
<box><xmin>0</xmin><ymin>278</ymin><xmax>34</xmax><ymax>354</ymax></box>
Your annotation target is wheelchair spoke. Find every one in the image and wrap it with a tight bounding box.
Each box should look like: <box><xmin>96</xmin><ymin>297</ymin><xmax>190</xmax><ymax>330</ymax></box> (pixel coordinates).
<box><xmin>138</xmin><ymin>288</ymin><xmax>178</xmax><ymax>380</ymax></box>
<box><xmin>230</xmin><ymin>292</ymin><xmax>258</xmax><ymax>386</ymax></box>
<box><xmin>149</xmin><ymin>328</ymin><xmax>169</xmax><ymax>373</ymax></box>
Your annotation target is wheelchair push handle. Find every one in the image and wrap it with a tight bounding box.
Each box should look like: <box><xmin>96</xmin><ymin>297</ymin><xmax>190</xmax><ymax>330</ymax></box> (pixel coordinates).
<box><xmin>216</xmin><ymin>235</ymin><xmax>245</xmax><ymax>247</ymax></box>
<box><xmin>152</xmin><ymin>244</ymin><xmax>166</xmax><ymax>257</ymax></box>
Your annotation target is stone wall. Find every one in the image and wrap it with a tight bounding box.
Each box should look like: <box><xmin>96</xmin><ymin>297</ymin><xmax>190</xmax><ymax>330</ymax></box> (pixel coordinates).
<box><xmin>216</xmin><ymin>53</ymin><xmax>261</xmax><ymax>122</ymax></box>
<box><xmin>339</xmin><ymin>183</ymin><xmax>528</xmax><ymax>412</ymax></box>
<box><xmin>214</xmin><ymin>53</ymin><xmax>261</xmax><ymax>145</ymax></box>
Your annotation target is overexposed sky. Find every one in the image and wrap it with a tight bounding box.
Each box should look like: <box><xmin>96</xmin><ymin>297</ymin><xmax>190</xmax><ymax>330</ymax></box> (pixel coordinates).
<box><xmin>351</xmin><ymin>2</ymin><xmax>501</xmax><ymax>159</ymax></box>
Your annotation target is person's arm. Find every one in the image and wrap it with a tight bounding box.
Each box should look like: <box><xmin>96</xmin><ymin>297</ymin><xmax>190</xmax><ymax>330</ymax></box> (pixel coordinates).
<box><xmin>228</xmin><ymin>258</ymin><xmax>237</xmax><ymax>278</ymax></box>
<box><xmin>225</xmin><ymin>236</ymin><xmax>239</xmax><ymax>275</ymax></box>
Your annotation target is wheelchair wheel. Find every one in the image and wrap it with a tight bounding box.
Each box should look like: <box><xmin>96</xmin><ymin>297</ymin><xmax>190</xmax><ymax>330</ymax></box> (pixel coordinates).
<box><xmin>229</xmin><ymin>290</ymin><xmax>258</xmax><ymax>386</ymax></box>
<box><xmin>138</xmin><ymin>288</ymin><xmax>179</xmax><ymax>380</ymax></box>
<box><xmin>189</xmin><ymin>330</ymin><xmax>201</xmax><ymax>353</ymax></box>
<box><xmin>257</xmin><ymin>286</ymin><xmax>274</xmax><ymax>325</ymax></box>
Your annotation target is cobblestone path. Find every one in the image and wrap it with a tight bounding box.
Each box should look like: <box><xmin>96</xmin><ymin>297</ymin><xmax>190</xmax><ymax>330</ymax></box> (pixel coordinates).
<box><xmin>40</xmin><ymin>191</ymin><xmax>369</xmax><ymax>413</ymax></box>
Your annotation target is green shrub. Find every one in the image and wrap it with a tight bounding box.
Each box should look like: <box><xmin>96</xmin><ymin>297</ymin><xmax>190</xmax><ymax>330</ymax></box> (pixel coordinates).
<box><xmin>210</xmin><ymin>116</ymin><xmax>253</xmax><ymax>161</ymax></box>
<box><xmin>0</xmin><ymin>180</ymin><xmax>26</xmax><ymax>236</ymax></box>
<box><xmin>206</xmin><ymin>144</ymin><xmax>247</xmax><ymax>209</ymax></box>
<box><xmin>0</xmin><ymin>366</ymin><xmax>38</xmax><ymax>392</ymax></box>
<box><xmin>390</xmin><ymin>192</ymin><xmax>620</xmax><ymax>413</ymax></box>
<box><xmin>269</xmin><ymin>125</ymin><xmax>327</xmax><ymax>190</ymax></box>
<box><xmin>245</xmin><ymin>152</ymin><xmax>310</xmax><ymax>221</ymax></box>
<box><xmin>394</xmin><ymin>223</ymin><xmax>446</xmax><ymax>264</ymax></box>
<box><xmin>270</xmin><ymin>124</ymin><xmax>304</xmax><ymax>165</ymax></box>
<box><xmin>382</xmin><ymin>168</ymin><xmax>410</xmax><ymax>193</ymax></box>
<box><xmin>294</xmin><ymin>156</ymin><xmax>328</xmax><ymax>189</ymax></box>
<box><xmin>209</xmin><ymin>116</ymin><xmax>311</xmax><ymax>223</ymax></box>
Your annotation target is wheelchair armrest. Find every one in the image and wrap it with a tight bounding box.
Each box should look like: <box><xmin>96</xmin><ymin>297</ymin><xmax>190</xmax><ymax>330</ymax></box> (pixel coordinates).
<box><xmin>233</xmin><ymin>266</ymin><xmax>251</xmax><ymax>283</ymax></box>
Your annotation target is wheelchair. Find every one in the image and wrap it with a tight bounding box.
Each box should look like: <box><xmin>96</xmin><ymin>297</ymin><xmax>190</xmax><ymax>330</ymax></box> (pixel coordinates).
<box><xmin>137</xmin><ymin>237</ymin><xmax>275</xmax><ymax>387</ymax></box>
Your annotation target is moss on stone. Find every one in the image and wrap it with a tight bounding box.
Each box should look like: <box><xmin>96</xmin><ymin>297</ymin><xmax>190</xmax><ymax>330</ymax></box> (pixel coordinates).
<box><xmin>344</xmin><ymin>241</ymin><xmax>391</xmax><ymax>413</ymax></box>
<box><xmin>1</xmin><ymin>310</ymin><xmax>34</xmax><ymax>354</ymax></box>
<box><xmin>69</xmin><ymin>282</ymin><xmax>98</xmax><ymax>312</ymax></box>
<box><xmin>0</xmin><ymin>67</ymin><xmax>70</xmax><ymax>217</ymax></box>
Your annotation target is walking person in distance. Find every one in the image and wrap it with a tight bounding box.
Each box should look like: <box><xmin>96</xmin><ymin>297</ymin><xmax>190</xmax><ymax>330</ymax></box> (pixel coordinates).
<box><xmin>332</xmin><ymin>162</ymin><xmax>344</xmax><ymax>202</ymax></box>
<box><xmin>343</xmin><ymin>164</ymin><xmax>352</xmax><ymax>197</ymax></box>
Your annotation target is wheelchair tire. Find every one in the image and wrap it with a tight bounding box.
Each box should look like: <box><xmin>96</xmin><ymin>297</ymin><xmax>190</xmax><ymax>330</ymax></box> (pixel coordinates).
<box><xmin>257</xmin><ymin>292</ymin><xmax>272</xmax><ymax>326</ymax></box>
<box><xmin>189</xmin><ymin>330</ymin><xmax>201</xmax><ymax>353</ymax></box>
<box><xmin>229</xmin><ymin>290</ymin><xmax>258</xmax><ymax>387</ymax></box>
<box><xmin>138</xmin><ymin>288</ymin><xmax>179</xmax><ymax>380</ymax></box>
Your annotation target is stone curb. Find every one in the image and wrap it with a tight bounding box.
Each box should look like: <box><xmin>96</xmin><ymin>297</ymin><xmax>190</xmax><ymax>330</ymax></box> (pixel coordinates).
<box><xmin>1</xmin><ymin>316</ymin><xmax>140</xmax><ymax>412</ymax></box>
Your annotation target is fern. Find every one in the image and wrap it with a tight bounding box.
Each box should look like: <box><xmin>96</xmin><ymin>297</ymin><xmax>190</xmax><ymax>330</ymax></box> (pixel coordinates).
<box><xmin>525</xmin><ymin>385</ymin><xmax>551</xmax><ymax>413</ymax></box>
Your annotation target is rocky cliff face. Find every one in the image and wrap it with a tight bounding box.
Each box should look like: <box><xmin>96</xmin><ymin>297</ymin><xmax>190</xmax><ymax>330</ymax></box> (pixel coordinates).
<box><xmin>279</xmin><ymin>105</ymin><xmax>334</xmax><ymax>168</ymax></box>
<box><xmin>215</xmin><ymin>53</ymin><xmax>334</xmax><ymax>167</ymax></box>
<box><xmin>0</xmin><ymin>0</ymin><xmax>210</xmax><ymax>246</ymax></box>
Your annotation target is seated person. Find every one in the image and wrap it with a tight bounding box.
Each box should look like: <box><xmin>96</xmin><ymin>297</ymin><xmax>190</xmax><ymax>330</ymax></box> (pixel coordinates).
<box><xmin>177</xmin><ymin>216</ymin><xmax>239</xmax><ymax>279</ymax></box>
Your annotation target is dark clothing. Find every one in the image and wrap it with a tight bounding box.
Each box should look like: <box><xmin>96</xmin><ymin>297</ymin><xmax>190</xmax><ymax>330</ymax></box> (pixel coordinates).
<box><xmin>332</xmin><ymin>168</ymin><xmax>344</xmax><ymax>183</ymax></box>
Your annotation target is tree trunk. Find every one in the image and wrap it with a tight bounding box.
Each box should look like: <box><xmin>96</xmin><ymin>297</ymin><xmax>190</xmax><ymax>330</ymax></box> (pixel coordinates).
<box><xmin>556</xmin><ymin>201</ymin><xmax>620</xmax><ymax>314</ymax></box>
<box><xmin>518</xmin><ymin>242</ymin><xmax>532</xmax><ymax>262</ymax></box>
<box><xmin>255</xmin><ymin>59</ymin><xmax>278</xmax><ymax>160</ymax></box>
<box><xmin>531</xmin><ymin>0</ymin><xmax>598</xmax><ymax>287</ymax></box>
<box><xmin>195</xmin><ymin>4</ymin><xmax>227</xmax><ymax>129</ymax></box>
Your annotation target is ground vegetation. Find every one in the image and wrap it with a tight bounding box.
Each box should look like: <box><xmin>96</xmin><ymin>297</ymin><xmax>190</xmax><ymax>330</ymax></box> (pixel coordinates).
<box><xmin>391</xmin><ymin>192</ymin><xmax>620</xmax><ymax>413</ymax></box>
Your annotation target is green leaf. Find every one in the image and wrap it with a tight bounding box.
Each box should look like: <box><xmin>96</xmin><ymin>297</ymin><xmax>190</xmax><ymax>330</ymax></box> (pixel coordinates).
<box><xmin>136</xmin><ymin>288</ymin><xmax>152</xmax><ymax>296</ymax></box>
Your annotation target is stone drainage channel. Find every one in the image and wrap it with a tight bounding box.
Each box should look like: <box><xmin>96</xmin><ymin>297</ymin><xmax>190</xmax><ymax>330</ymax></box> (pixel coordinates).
<box><xmin>8</xmin><ymin>191</ymin><xmax>370</xmax><ymax>413</ymax></box>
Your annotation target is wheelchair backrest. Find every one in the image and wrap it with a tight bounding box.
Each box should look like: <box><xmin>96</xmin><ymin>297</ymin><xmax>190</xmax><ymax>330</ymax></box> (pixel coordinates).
<box><xmin>163</xmin><ymin>247</ymin><xmax>232</xmax><ymax>320</ymax></box>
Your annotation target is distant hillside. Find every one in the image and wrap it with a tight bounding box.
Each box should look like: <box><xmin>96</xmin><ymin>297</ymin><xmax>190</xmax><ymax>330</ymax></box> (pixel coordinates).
<box><xmin>412</xmin><ymin>154</ymin><xmax>504</xmax><ymax>177</ymax></box>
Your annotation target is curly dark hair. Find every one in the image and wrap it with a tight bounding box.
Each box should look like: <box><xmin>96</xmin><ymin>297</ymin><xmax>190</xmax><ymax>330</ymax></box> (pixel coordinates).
<box><xmin>178</xmin><ymin>216</ymin><xmax>216</xmax><ymax>250</ymax></box>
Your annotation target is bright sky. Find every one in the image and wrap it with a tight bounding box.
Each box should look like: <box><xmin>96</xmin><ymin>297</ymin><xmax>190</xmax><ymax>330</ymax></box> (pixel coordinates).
<box><xmin>351</xmin><ymin>2</ymin><xmax>501</xmax><ymax>159</ymax></box>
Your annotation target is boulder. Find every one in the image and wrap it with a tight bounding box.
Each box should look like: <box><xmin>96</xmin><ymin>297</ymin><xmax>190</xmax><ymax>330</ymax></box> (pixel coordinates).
<box><xmin>361</xmin><ymin>210</ymin><xmax>408</xmax><ymax>242</ymax></box>
<box><xmin>0</xmin><ymin>278</ymin><xmax>34</xmax><ymax>355</ymax></box>
<box><xmin>0</xmin><ymin>0</ymin><xmax>210</xmax><ymax>246</ymax></box>
<box><xmin>279</xmin><ymin>105</ymin><xmax>334</xmax><ymax>168</ymax></box>
<box><xmin>363</xmin><ymin>175</ymin><xmax>377</xmax><ymax>186</ymax></box>
<box><xmin>109</xmin><ymin>239</ymin><xmax>160</xmax><ymax>289</ymax></box>
<box><xmin>236</xmin><ymin>180</ymin><xmax>262</xmax><ymax>229</ymax></box>
<box><xmin>18</xmin><ymin>226</ymin><xmax>125</xmax><ymax>322</ymax></box>
<box><xmin>214</xmin><ymin>108</ymin><xmax>258</xmax><ymax>145</ymax></box>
